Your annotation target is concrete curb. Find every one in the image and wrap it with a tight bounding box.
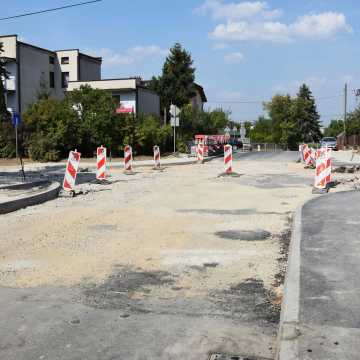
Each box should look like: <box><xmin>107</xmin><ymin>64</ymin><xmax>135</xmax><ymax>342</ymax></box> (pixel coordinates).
<box><xmin>275</xmin><ymin>204</ymin><xmax>303</xmax><ymax>360</ymax></box>
<box><xmin>80</xmin><ymin>154</ymin><xmax>223</xmax><ymax>170</ymax></box>
<box><xmin>0</xmin><ymin>180</ymin><xmax>61</xmax><ymax>215</ymax></box>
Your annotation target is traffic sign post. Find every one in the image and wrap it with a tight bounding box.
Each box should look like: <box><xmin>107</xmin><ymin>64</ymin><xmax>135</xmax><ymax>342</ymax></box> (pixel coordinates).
<box><xmin>12</xmin><ymin>113</ymin><xmax>21</xmax><ymax>159</ymax></box>
<box><xmin>170</xmin><ymin>104</ymin><xmax>180</xmax><ymax>154</ymax></box>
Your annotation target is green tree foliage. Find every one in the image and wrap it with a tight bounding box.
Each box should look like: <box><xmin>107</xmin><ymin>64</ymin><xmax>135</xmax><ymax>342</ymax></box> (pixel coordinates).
<box><xmin>262</xmin><ymin>84</ymin><xmax>322</xmax><ymax>149</ymax></box>
<box><xmin>345</xmin><ymin>107</ymin><xmax>360</xmax><ymax>136</ymax></box>
<box><xmin>294</xmin><ymin>84</ymin><xmax>322</xmax><ymax>143</ymax></box>
<box><xmin>149</xmin><ymin>43</ymin><xmax>195</xmax><ymax>110</ymax></box>
<box><xmin>18</xmin><ymin>86</ymin><xmax>175</xmax><ymax>161</ymax></box>
<box><xmin>264</xmin><ymin>94</ymin><xmax>296</xmax><ymax>148</ymax></box>
<box><xmin>324</xmin><ymin>119</ymin><xmax>344</xmax><ymax>137</ymax></box>
<box><xmin>249</xmin><ymin>116</ymin><xmax>274</xmax><ymax>143</ymax></box>
<box><xmin>23</xmin><ymin>97</ymin><xmax>79</xmax><ymax>161</ymax></box>
<box><xmin>0</xmin><ymin>42</ymin><xmax>9</xmax><ymax>118</ymax></box>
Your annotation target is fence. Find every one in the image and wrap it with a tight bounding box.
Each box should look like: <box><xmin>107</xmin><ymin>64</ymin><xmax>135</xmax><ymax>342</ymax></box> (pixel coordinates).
<box><xmin>337</xmin><ymin>133</ymin><xmax>360</xmax><ymax>150</ymax></box>
<box><xmin>251</xmin><ymin>143</ymin><xmax>282</xmax><ymax>152</ymax></box>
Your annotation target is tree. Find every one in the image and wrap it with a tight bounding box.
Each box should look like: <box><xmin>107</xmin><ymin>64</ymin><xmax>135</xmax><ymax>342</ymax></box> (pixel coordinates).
<box><xmin>149</xmin><ymin>43</ymin><xmax>195</xmax><ymax>111</ymax></box>
<box><xmin>65</xmin><ymin>85</ymin><xmax>119</xmax><ymax>156</ymax></box>
<box><xmin>249</xmin><ymin>116</ymin><xmax>274</xmax><ymax>143</ymax></box>
<box><xmin>324</xmin><ymin>119</ymin><xmax>344</xmax><ymax>137</ymax></box>
<box><xmin>0</xmin><ymin>42</ymin><xmax>9</xmax><ymax>119</ymax></box>
<box><xmin>294</xmin><ymin>84</ymin><xmax>322</xmax><ymax>143</ymax></box>
<box><xmin>264</xmin><ymin>94</ymin><xmax>297</xmax><ymax>148</ymax></box>
<box><xmin>23</xmin><ymin>97</ymin><xmax>79</xmax><ymax>161</ymax></box>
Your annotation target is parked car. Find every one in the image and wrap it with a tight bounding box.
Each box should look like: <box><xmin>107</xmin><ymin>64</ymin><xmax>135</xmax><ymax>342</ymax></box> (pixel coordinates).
<box><xmin>320</xmin><ymin>137</ymin><xmax>338</xmax><ymax>150</ymax></box>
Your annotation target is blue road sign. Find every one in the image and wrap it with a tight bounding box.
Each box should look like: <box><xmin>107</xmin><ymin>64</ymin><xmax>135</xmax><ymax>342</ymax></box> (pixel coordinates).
<box><xmin>12</xmin><ymin>113</ymin><xmax>21</xmax><ymax>127</ymax></box>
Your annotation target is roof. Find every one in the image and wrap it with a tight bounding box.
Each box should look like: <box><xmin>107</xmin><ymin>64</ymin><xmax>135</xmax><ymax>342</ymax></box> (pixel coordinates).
<box><xmin>18</xmin><ymin>41</ymin><xmax>56</xmax><ymax>55</ymax></box>
<box><xmin>192</xmin><ymin>83</ymin><xmax>207</xmax><ymax>102</ymax></box>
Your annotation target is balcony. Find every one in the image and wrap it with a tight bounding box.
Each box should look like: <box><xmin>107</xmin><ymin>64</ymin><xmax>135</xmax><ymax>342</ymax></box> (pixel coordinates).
<box><xmin>4</xmin><ymin>76</ymin><xmax>16</xmax><ymax>91</ymax></box>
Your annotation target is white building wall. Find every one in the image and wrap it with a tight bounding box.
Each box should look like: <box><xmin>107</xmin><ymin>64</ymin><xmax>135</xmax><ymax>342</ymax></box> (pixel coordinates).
<box><xmin>0</xmin><ymin>35</ymin><xmax>17</xmax><ymax>59</ymax></box>
<box><xmin>138</xmin><ymin>87</ymin><xmax>160</xmax><ymax>117</ymax></box>
<box><xmin>56</xmin><ymin>50</ymin><xmax>79</xmax><ymax>83</ymax></box>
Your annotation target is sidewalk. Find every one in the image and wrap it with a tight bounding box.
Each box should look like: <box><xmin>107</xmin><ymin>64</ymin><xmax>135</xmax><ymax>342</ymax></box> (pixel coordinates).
<box><xmin>277</xmin><ymin>191</ymin><xmax>360</xmax><ymax>359</ymax></box>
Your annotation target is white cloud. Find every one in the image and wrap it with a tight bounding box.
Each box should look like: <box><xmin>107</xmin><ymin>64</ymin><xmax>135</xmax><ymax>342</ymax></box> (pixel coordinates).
<box><xmin>197</xmin><ymin>1</ymin><xmax>351</xmax><ymax>43</ymax></box>
<box><xmin>88</xmin><ymin>46</ymin><xmax>168</xmax><ymax>67</ymax></box>
<box><xmin>212</xmin><ymin>20</ymin><xmax>290</xmax><ymax>42</ymax></box>
<box><xmin>290</xmin><ymin>12</ymin><xmax>352</xmax><ymax>38</ymax></box>
<box><xmin>196</xmin><ymin>0</ymin><xmax>282</xmax><ymax>20</ymax></box>
<box><xmin>224</xmin><ymin>51</ymin><xmax>244</xmax><ymax>63</ymax></box>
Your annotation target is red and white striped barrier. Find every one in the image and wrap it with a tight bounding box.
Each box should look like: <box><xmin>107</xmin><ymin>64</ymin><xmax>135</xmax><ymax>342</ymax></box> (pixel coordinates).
<box><xmin>314</xmin><ymin>151</ymin><xmax>332</xmax><ymax>190</ymax></box>
<box><xmin>302</xmin><ymin>145</ymin><xmax>314</xmax><ymax>167</ymax></box>
<box><xmin>153</xmin><ymin>145</ymin><xmax>161</xmax><ymax>169</ymax></box>
<box><xmin>224</xmin><ymin>144</ymin><xmax>233</xmax><ymax>174</ymax></box>
<box><xmin>63</xmin><ymin>150</ymin><xmax>81</xmax><ymax>192</ymax></box>
<box><xmin>96</xmin><ymin>145</ymin><xmax>107</xmax><ymax>180</ymax></box>
<box><xmin>124</xmin><ymin>145</ymin><xmax>133</xmax><ymax>172</ymax></box>
<box><xmin>316</xmin><ymin>147</ymin><xmax>332</xmax><ymax>160</ymax></box>
<box><xmin>197</xmin><ymin>142</ymin><xmax>204</xmax><ymax>163</ymax></box>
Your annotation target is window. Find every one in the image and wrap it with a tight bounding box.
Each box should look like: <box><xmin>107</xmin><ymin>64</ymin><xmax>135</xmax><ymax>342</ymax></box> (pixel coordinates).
<box><xmin>49</xmin><ymin>56</ymin><xmax>55</xmax><ymax>64</ymax></box>
<box><xmin>112</xmin><ymin>95</ymin><xmax>121</xmax><ymax>106</ymax></box>
<box><xmin>62</xmin><ymin>72</ymin><xmax>69</xmax><ymax>88</ymax></box>
<box><xmin>49</xmin><ymin>72</ymin><xmax>55</xmax><ymax>88</ymax></box>
<box><xmin>61</xmin><ymin>57</ymin><xmax>69</xmax><ymax>65</ymax></box>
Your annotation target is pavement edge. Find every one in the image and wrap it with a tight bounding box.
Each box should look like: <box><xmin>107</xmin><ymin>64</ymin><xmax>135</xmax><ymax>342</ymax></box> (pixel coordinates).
<box><xmin>275</xmin><ymin>204</ymin><xmax>303</xmax><ymax>360</ymax></box>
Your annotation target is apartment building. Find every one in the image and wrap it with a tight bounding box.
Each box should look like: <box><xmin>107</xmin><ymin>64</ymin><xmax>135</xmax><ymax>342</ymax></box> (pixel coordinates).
<box><xmin>0</xmin><ymin>34</ymin><xmax>101</xmax><ymax>114</ymax></box>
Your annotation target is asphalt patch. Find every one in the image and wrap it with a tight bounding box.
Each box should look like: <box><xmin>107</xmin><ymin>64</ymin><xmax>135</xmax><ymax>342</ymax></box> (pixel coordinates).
<box><xmin>215</xmin><ymin>230</ymin><xmax>271</xmax><ymax>241</ymax></box>
<box><xmin>240</xmin><ymin>174</ymin><xmax>311</xmax><ymax>189</ymax></box>
<box><xmin>210</xmin><ymin>278</ymin><xmax>280</xmax><ymax>324</ymax></box>
<box><xmin>82</xmin><ymin>266</ymin><xmax>175</xmax><ymax>311</ymax></box>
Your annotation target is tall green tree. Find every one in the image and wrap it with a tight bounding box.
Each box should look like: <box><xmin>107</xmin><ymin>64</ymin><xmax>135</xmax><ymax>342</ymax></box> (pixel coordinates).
<box><xmin>294</xmin><ymin>84</ymin><xmax>322</xmax><ymax>143</ymax></box>
<box><xmin>149</xmin><ymin>43</ymin><xmax>195</xmax><ymax>110</ymax></box>
<box><xmin>0</xmin><ymin>42</ymin><xmax>9</xmax><ymax>118</ymax></box>
<box><xmin>264</xmin><ymin>94</ymin><xmax>296</xmax><ymax>148</ymax></box>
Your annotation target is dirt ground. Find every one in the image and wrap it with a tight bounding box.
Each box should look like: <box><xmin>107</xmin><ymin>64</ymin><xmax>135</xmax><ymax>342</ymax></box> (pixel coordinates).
<box><xmin>0</xmin><ymin>152</ymin><xmax>356</xmax><ymax>360</ymax></box>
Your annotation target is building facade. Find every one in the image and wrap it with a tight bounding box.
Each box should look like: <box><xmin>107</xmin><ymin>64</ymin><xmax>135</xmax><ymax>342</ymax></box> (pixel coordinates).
<box><xmin>67</xmin><ymin>77</ymin><xmax>160</xmax><ymax>117</ymax></box>
<box><xmin>0</xmin><ymin>35</ymin><xmax>102</xmax><ymax>114</ymax></box>
<box><xmin>1</xmin><ymin>35</ymin><xmax>160</xmax><ymax>117</ymax></box>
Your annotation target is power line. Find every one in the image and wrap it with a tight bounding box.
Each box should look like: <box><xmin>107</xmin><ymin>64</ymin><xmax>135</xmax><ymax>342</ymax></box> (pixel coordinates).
<box><xmin>0</xmin><ymin>0</ymin><xmax>102</xmax><ymax>21</ymax></box>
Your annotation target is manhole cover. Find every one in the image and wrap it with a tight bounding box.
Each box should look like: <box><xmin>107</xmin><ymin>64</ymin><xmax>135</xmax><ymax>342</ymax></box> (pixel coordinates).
<box><xmin>209</xmin><ymin>354</ymin><xmax>270</xmax><ymax>360</ymax></box>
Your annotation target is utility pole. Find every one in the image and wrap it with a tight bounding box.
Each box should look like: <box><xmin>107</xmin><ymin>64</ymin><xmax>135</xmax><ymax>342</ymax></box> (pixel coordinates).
<box><xmin>344</xmin><ymin>83</ymin><xmax>348</xmax><ymax>135</ymax></box>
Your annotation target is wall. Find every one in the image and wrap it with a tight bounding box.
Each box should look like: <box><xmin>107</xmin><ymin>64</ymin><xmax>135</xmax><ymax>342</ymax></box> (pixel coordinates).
<box><xmin>18</xmin><ymin>43</ymin><xmax>63</xmax><ymax>111</ymax></box>
<box><xmin>137</xmin><ymin>87</ymin><xmax>160</xmax><ymax>117</ymax></box>
<box><xmin>79</xmin><ymin>55</ymin><xmax>101</xmax><ymax>81</ymax></box>
<box><xmin>191</xmin><ymin>90</ymin><xmax>204</xmax><ymax>111</ymax></box>
<box><xmin>0</xmin><ymin>35</ymin><xmax>17</xmax><ymax>59</ymax></box>
<box><xmin>56</xmin><ymin>50</ymin><xmax>79</xmax><ymax>83</ymax></box>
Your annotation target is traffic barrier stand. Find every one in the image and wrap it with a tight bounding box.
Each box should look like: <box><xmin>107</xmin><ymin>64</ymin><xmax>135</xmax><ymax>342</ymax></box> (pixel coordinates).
<box><xmin>62</xmin><ymin>149</ymin><xmax>81</xmax><ymax>196</ymax></box>
<box><xmin>96</xmin><ymin>145</ymin><xmax>107</xmax><ymax>182</ymax></box>
<box><xmin>124</xmin><ymin>145</ymin><xmax>134</xmax><ymax>174</ymax></box>
<box><xmin>218</xmin><ymin>144</ymin><xmax>241</xmax><ymax>177</ymax></box>
<box><xmin>299</xmin><ymin>144</ymin><xmax>305</xmax><ymax>163</ymax></box>
<box><xmin>313</xmin><ymin>151</ymin><xmax>332</xmax><ymax>194</ymax></box>
<box><xmin>153</xmin><ymin>145</ymin><xmax>164</xmax><ymax>170</ymax></box>
<box><xmin>302</xmin><ymin>145</ymin><xmax>315</xmax><ymax>168</ymax></box>
<box><xmin>197</xmin><ymin>142</ymin><xmax>204</xmax><ymax>163</ymax></box>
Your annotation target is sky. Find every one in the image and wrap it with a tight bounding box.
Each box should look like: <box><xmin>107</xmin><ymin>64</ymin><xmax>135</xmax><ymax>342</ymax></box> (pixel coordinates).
<box><xmin>1</xmin><ymin>0</ymin><xmax>360</xmax><ymax>124</ymax></box>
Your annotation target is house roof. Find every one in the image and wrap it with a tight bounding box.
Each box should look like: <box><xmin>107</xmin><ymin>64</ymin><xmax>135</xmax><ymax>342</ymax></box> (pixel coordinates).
<box><xmin>192</xmin><ymin>83</ymin><xmax>207</xmax><ymax>102</ymax></box>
